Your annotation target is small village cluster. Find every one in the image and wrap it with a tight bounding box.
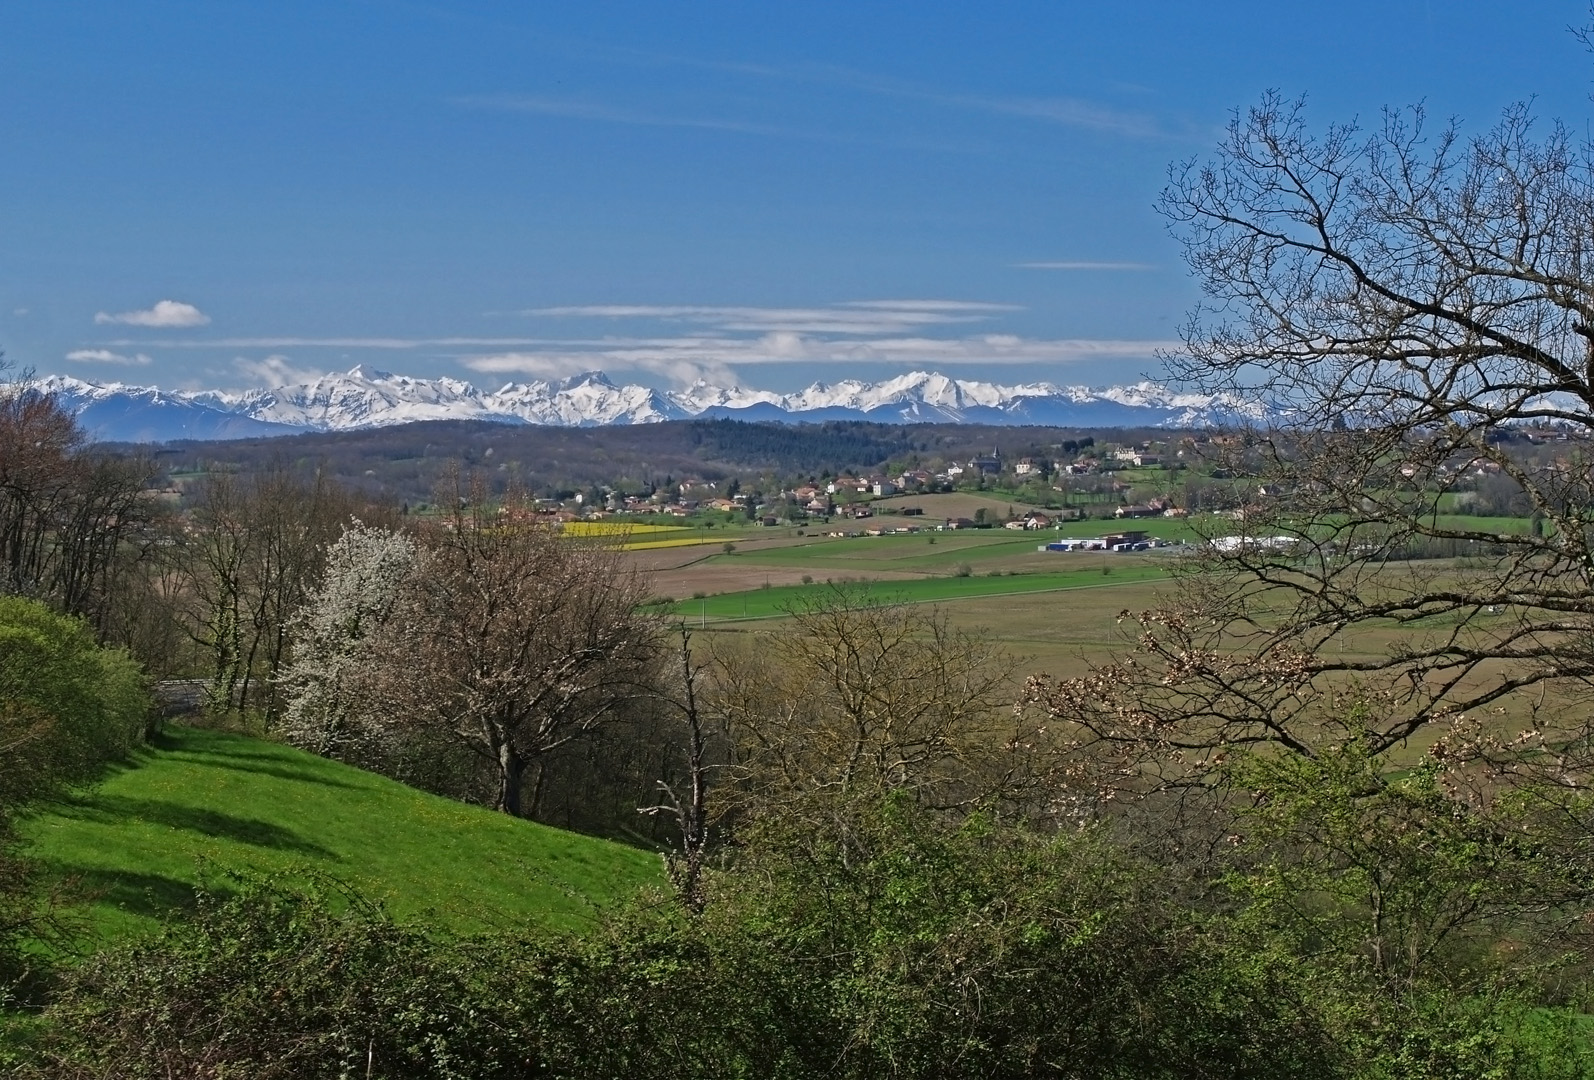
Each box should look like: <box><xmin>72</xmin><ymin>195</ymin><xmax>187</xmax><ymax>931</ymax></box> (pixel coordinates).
<box><xmin>509</xmin><ymin>435</ymin><xmax>1215</xmax><ymax>527</ymax></box>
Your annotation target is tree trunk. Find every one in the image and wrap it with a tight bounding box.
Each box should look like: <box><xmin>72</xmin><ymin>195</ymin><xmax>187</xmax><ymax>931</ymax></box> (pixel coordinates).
<box><xmin>496</xmin><ymin>740</ymin><xmax>525</xmax><ymax>817</ymax></box>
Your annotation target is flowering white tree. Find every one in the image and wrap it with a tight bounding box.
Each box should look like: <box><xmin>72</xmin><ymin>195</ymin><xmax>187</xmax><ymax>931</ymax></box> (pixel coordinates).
<box><xmin>275</xmin><ymin>522</ymin><xmax>416</xmax><ymax>761</ymax></box>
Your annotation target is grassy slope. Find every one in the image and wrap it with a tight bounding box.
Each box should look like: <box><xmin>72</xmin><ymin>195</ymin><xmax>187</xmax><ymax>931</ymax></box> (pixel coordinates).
<box><xmin>18</xmin><ymin>726</ymin><xmax>662</xmax><ymax>944</ymax></box>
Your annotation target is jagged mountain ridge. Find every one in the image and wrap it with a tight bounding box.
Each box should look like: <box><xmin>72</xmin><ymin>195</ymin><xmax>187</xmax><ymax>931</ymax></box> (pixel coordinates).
<box><xmin>36</xmin><ymin>366</ymin><xmax>1270</xmax><ymax>443</ymax></box>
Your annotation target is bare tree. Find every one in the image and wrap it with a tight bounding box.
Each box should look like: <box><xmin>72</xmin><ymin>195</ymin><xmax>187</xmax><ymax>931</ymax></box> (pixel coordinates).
<box><xmin>709</xmin><ymin>589</ymin><xmax>1048</xmax><ymax>825</ymax></box>
<box><xmin>1034</xmin><ymin>93</ymin><xmax>1594</xmax><ymax>772</ymax></box>
<box><xmin>169</xmin><ymin>465</ymin><xmax>368</xmax><ymax>717</ymax></box>
<box><xmin>638</xmin><ymin>628</ymin><xmax>721</xmax><ymax>912</ymax></box>
<box><xmin>0</xmin><ymin>371</ymin><xmax>154</xmax><ymax>637</ymax></box>
<box><xmin>922</xmin><ymin>43</ymin><xmax>1594</xmax><ymax>991</ymax></box>
<box><xmin>362</xmin><ymin>493</ymin><xmax>663</xmax><ymax>817</ymax></box>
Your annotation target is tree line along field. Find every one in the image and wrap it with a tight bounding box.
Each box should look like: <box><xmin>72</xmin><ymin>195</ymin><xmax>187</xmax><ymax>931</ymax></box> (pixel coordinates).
<box><xmin>141</xmin><ymin>417</ymin><xmax>1182</xmax><ymax>504</ymax></box>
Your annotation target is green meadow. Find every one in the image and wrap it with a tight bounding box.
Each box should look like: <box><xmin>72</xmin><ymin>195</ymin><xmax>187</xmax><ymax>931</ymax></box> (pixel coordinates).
<box><xmin>667</xmin><ymin>562</ymin><xmax>1170</xmax><ymax>621</ymax></box>
<box><xmin>18</xmin><ymin>726</ymin><xmax>662</xmax><ymax>945</ymax></box>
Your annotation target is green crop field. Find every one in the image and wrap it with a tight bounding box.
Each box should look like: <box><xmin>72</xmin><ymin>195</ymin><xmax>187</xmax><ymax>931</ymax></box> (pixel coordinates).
<box><xmin>729</xmin><ymin>532</ymin><xmax>1066</xmax><ymax>570</ymax></box>
<box><xmin>667</xmin><ymin>562</ymin><xmax>1170</xmax><ymax>622</ymax></box>
<box><xmin>18</xmin><ymin>726</ymin><xmax>663</xmax><ymax>945</ymax></box>
<box><xmin>1428</xmin><ymin>513</ymin><xmax>1533</xmax><ymax>534</ymax></box>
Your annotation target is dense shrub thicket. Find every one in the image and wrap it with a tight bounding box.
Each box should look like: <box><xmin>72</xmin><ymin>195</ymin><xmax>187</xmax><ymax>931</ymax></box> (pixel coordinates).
<box><xmin>0</xmin><ymin>596</ymin><xmax>148</xmax><ymax>1001</ymax></box>
<box><xmin>0</xmin><ymin>597</ymin><xmax>147</xmax><ymax>803</ymax></box>
<box><xmin>16</xmin><ymin>798</ymin><xmax>1592</xmax><ymax>1079</ymax></box>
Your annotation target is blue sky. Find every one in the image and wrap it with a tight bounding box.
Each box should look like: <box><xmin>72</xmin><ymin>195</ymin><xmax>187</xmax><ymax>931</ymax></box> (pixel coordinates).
<box><xmin>5</xmin><ymin>1</ymin><xmax>1592</xmax><ymax>393</ymax></box>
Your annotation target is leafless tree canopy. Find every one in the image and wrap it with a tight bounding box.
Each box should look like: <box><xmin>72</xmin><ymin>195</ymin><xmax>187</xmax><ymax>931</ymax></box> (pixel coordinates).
<box><xmin>351</xmin><ymin>498</ymin><xmax>663</xmax><ymax>817</ymax></box>
<box><xmin>1031</xmin><ymin>95</ymin><xmax>1594</xmax><ymax>779</ymax></box>
<box><xmin>0</xmin><ymin>374</ymin><xmax>154</xmax><ymax>637</ymax></box>
<box><xmin>708</xmin><ymin>590</ymin><xmax>1053</xmax><ymax>822</ymax></box>
<box><xmin>1163</xmin><ymin>92</ymin><xmax>1594</xmax><ymax>428</ymax></box>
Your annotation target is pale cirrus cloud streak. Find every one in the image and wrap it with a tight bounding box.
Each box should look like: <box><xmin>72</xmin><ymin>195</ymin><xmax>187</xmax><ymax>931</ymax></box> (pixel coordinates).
<box><xmin>1016</xmin><ymin>261</ymin><xmax>1157</xmax><ymax>271</ymax></box>
<box><xmin>579</xmin><ymin>52</ymin><xmax>1189</xmax><ymax>141</ymax></box>
<box><xmin>93</xmin><ymin>299</ymin><xmax>1173</xmax><ymax>387</ymax></box>
<box><xmin>452</xmin><ymin>95</ymin><xmax>797</xmax><ymax>137</ymax></box>
<box><xmin>523</xmin><ymin>299</ymin><xmax>1018</xmax><ymax>336</ymax></box>
<box><xmin>65</xmin><ymin>348</ymin><xmax>152</xmax><ymax>366</ymax></box>
<box><xmin>462</xmin><ymin>333</ymin><xmax>1177</xmax><ymax>386</ymax></box>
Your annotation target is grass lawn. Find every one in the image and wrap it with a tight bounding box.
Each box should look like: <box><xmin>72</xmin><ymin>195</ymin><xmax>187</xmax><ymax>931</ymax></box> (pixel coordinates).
<box><xmin>17</xmin><ymin>726</ymin><xmax>663</xmax><ymax>946</ymax></box>
<box><xmin>667</xmin><ymin>562</ymin><xmax>1169</xmax><ymax>621</ymax></box>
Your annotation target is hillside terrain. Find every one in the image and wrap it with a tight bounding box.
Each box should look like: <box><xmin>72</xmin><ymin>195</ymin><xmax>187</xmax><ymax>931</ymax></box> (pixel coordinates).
<box><xmin>133</xmin><ymin>416</ymin><xmax>1179</xmax><ymax>503</ymax></box>
<box><xmin>18</xmin><ymin>726</ymin><xmax>662</xmax><ymax>944</ymax></box>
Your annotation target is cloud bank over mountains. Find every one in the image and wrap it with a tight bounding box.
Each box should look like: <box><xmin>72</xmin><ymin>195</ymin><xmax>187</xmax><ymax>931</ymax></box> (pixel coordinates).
<box><xmin>35</xmin><ymin>365</ymin><xmax>1267</xmax><ymax>443</ymax></box>
<box><xmin>75</xmin><ymin>298</ymin><xmax>1174</xmax><ymax>392</ymax></box>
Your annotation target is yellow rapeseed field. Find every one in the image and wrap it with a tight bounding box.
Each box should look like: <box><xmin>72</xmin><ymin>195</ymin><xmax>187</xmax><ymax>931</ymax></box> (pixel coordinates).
<box><xmin>558</xmin><ymin>520</ymin><xmax>721</xmax><ymax>550</ymax></box>
<box><xmin>561</xmin><ymin>521</ymin><xmax>686</xmax><ymax>538</ymax></box>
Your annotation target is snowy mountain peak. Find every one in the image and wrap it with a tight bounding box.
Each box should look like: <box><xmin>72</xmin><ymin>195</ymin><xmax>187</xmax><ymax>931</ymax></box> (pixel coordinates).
<box><xmin>555</xmin><ymin>370</ymin><xmax>616</xmax><ymax>391</ymax></box>
<box><xmin>34</xmin><ymin>366</ymin><xmax>1275</xmax><ymax>443</ymax></box>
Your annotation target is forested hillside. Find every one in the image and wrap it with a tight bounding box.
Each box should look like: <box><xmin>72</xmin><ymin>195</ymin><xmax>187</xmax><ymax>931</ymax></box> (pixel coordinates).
<box><xmin>133</xmin><ymin>417</ymin><xmax>1169</xmax><ymax>502</ymax></box>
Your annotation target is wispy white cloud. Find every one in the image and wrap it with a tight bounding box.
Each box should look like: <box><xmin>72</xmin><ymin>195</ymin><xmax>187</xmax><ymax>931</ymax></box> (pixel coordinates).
<box><xmin>233</xmin><ymin>354</ymin><xmax>325</xmax><ymax>387</ymax></box>
<box><xmin>453</xmin><ymin>94</ymin><xmax>797</xmax><ymax>136</ymax></box>
<box><xmin>524</xmin><ymin>300</ymin><xmax>1014</xmax><ymax>336</ymax></box>
<box><xmin>65</xmin><ymin>348</ymin><xmax>152</xmax><ymax>366</ymax></box>
<box><xmin>101</xmin><ymin>336</ymin><xmax>553</xmax><ymax>349</ymax></box>
<box><xmin>578</xmin><ymin>50</ymin><xmax>1192</xmax><ymax>141</ymax></box>
<box><xmin>952</xmin><ymin>93</ymin><xmax>1166</xmax><ymax>139</ymax></box>
<box><xmin>94</xmin><ymin>300</ymin><xmax>210</xmax><ymax>328</ymax></box>
<box><xmin>96</xmin><ymin>298</ymin><xmax>1170</xmax><ymax>388</ymax></box>
<box><xmin>460</xmin><ymin>332</ymin><xmax>1175</xmax><ymax>385</ymax></box>
<box><xmin>698</xmin><ymin>59</ymin><xmax>1180</xmax><ymax>140</ymax></box>
<box><xmin>1017</xmin><ymin>261</ymin><xmax>1157</xmax><ymax>271</ymax></box>
<box><xmin>840</xmin><ymin>300</ymin><xmax>1019</xmax><ymax>311</ymax></box>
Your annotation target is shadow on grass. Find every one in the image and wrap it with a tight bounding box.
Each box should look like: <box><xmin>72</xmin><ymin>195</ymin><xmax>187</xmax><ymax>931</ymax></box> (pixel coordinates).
<box><xmin>96</xmin><ymin>731</ymin><xmax>365</xmax><ymax>791</ymax></box>
<box><xmin>53</xmin><ymin>867</ymin><xmax>208</xmax><ymax>920</ymax></box>
<box><xmin>158</xmin><ymin>754</ymin><xmax>365</xmax><ymax>790</ymax></box>
<box><xmin>45</xmin><ymin>795</ymin><xmax>339</xmax><ymax>858</ymax></box>
<box><xmin>144</xmin><ymin>734</ymin><xmax>364</xmax><ymax>789</ymax></box>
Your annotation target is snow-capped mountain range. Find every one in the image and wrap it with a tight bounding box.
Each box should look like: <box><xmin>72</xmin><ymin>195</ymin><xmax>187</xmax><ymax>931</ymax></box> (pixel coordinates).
<box><xmin>34</xmin><ymin>367</ymin><xmax>1270</xmax><ymax>443</ymax></box>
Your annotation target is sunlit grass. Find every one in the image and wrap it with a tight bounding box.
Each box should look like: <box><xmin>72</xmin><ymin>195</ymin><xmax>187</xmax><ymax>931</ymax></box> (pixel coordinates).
<box><xmin>668</xmin><ymin>563</ymin><xmax>1169</xmax><ymax>621</ymax></box>
<box><xmin>18</xmin><ymin>726</ymin><xmax>662</xmax><ymax>946</ymax></box>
